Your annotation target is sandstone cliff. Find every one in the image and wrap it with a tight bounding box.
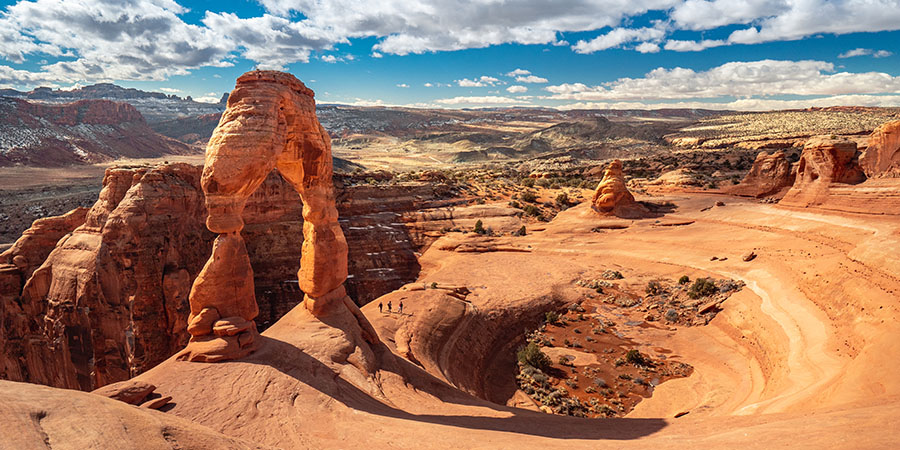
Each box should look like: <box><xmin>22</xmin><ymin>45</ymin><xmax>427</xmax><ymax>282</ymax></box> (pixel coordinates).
<box><xmin>781</xmin><ymin>134</ymin><xmax>900</xmax><ymax>213</ymax></box>
<box><xmin>0</xmin><ymin>162</ymin><xmax>516</xmax><ymax>389</ymax></box>
<box><xmin>727</xmin><ymin>150</ymin><xmax>796</xmax><ymax>198</ymax></box>
<box><xmin>860</xmin><ymin>120</ymin><xmax>900</xmax><ymax>178</ymax></box>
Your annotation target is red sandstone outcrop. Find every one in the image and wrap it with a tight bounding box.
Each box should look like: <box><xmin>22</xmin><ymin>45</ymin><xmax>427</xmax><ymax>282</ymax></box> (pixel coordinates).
<box><xmin>727</xmin><ymin>151</ymin><xmax>796</xmax><ymax>198</ymax></box>
<box><xmin>0</xmin><ymin>98</ymin><xmax>192</xmax><ymax>167</ymax></box>
<box><xmin>591</xmin><ymin>160</ymin><xmax>648</xmax><ymax>218</ymax></box>
<box><xmin>860</xmin><ymin>120</ymin><xmax>900</xmax><ymax>178</ymax></box>
<box><xmin>781</xmin><ymin>137</ymin><xmax>866</xmax><ymax>208</ymax></box>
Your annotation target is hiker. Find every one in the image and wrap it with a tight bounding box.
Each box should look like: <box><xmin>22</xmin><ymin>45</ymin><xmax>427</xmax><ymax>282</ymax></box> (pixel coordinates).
<box><xmin>378</xmin><ymin>302</ymin><xmax>383</xmax><ymax>313</ymax></box>
<box><xmin>399</xmin><ymin>301</ymin><xmax>404</xmax><ymax>314</ymax></box>
<box><xmin>387</xmin><ymin>301</ymin><xmax>392</xmax><ymax>313</ymax></box>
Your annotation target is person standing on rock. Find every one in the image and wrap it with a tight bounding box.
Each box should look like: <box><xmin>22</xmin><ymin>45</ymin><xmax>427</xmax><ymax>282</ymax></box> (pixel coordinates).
<box><xmin>387</xmin><ymin>301</ymin><xmax>392</xmax><ymax>313</ymax></box>
<box><xmin>399</xmin><ymin>301</ymin><xmax>404</xmax><ymax>314</ymax></box>
<box><xmin>378</xmin><ymin>302</ymin><xmax>383</xmax><ymax>313</ymax></box>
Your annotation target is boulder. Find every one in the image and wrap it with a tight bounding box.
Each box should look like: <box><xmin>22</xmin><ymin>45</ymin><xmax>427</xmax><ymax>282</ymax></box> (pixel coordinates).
<box><xmin>91</xmin><ymin>380</ymin><xmax>157</xmax><ymax>405</ymax></box>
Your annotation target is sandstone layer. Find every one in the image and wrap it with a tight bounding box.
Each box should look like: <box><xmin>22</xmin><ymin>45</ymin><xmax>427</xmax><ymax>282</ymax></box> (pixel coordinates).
<box><xmin>726</xmin><ymin>150</ymin><xmax>795</xmax><ymax>198</ymax></box>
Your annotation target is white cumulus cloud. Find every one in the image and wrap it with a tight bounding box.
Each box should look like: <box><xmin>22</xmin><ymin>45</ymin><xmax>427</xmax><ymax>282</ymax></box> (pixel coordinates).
<box><xmin>506</xmin><ymin>85</ymin><xmax>528</xmax><ymax>93</ymax></box>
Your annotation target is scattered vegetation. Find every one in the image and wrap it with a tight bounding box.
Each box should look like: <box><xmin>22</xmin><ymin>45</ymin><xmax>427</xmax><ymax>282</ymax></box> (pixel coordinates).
<box><xmin>688</xmin><ymin>277</ymin><xmax>718</xmax><ymax>299</ymax></box>
<box><xmin>544</xmin><ymin>311</ymin><xmax>561</xmax><ymax>325</ymax></box>
<box><xmin>625</xmin><ymin>349</ymin><xmax>651</xmax><ymax>367</ymax></box>
<box><xmin>645</xmin><ymin>279</ymin><xmax>665</xmax><ymax>296</ymax></box>
<box><xmin>517</xmin><ymin>342</ymin><xmax>551</xmax><ymax>372</ymax></box>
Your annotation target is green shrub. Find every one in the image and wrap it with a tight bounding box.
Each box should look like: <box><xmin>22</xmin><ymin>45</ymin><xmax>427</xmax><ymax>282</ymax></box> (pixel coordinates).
<box><xmin>688</xmin><ymin>277</ymin><xmax>718</xmax><ymax>299</ymax></box>
<box><xmin>520</xmin><ymin>191</ymin><xmax>538</xmax><ymax>203</ymax></box>
<box><xmin>473</xmin><ymin>219</ymin><xmax>486</xmax><ymax>235</ymax></box>
<box><xmin>517</xmin><ymin>342</ymin><xmax>551</xmax><ymax>372</ymax></box>
<box><xmin>625</xmin><ymin>349</ymin><xmax>650</xmax><ymax>366</ymax></box>
<box><xmin>545</xmin><ymin>311</ymin><xmax>560</xmax><ymax>324</ymax></box>
<box><xmin>523</xmin><ymin>205</ymin><xmax>542</xmax><ymax>217</ymax></box>
<box><xmin>514</xmin><ymin>225</ymin><xmax>527</xmax><ymax>236</ymax></box>
<box><xmin>555</xmin><ymin>192</ymin><xmax>569</xmax><ymax>207</ymax></box>
<box><xmin>521</xmin><ymin>177</ymin><xmax>535</xmax><ymax>188</ymax></box>
<box><xmin>645</xmin><ymin>280</ymin><xmax>664</xmax><ymax>296</ymax></box>
<box><xmin>678</xmin><ymin>275</ymin><xmax>690</xmax><ymax>285</ymax></box>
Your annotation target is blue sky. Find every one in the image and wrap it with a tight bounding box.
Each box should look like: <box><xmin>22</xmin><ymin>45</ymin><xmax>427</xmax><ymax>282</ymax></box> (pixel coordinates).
<box><xmin>1</xmin><ymin>0</ymin><xmax>900</xmax><ymax>110</ymax></box>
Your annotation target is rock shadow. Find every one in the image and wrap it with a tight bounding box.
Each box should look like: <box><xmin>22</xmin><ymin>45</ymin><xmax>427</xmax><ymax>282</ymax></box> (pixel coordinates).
<box><xmin>243</xmin><ymin>335</ymin><xmax>668</xmax><ymax>441</ymax></box>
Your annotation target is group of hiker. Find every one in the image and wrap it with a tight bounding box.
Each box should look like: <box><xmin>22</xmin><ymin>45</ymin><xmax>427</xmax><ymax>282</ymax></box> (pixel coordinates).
<box><xmin>377</xmin><ymin>300</ymin><xmax>403</xmax><ymax>314</ymax></box>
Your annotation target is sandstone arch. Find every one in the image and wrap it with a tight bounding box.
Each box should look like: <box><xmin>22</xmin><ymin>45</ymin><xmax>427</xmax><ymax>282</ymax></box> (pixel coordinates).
<box><xmin>177</xmin><ymin>71</ymin><xmax>351</xmax><ymax>362</ymax></box>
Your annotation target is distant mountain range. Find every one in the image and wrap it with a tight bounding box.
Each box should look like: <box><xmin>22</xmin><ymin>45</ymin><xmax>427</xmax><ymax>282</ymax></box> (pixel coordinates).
<box><xmin>0</xmin><ymin>82</ymin><xmax>728</xmax><ymax>168</ymax></box>
<box><xmin>0</xmin><ymin>83</ymin><xmax>227</xmax><ymax>123</ymax></box>
<box><xmin>0</xmin><ymin>97</ymin><xmax>191</xmax><ymax>167</ymax></box>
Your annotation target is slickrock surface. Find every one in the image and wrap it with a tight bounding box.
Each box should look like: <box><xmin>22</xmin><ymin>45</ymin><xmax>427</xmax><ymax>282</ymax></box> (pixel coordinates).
<box><xmin>0</xmin><ymin>380</ymin><xmax>269</xmax><ymax>450</ymax></box>
<box><xmin>118</xmin><ymin>191</ymin><xmax>899</xmax><ymax>449</ymax></box>
<box><xmin>591</xmin><ymin>160</ymin><xmax>648</xmax><ymax>218</ymax></box>
<box><xmin>726</xmin><ymin>151</ymin><xmax>795</xmax><ymax>198</ymax></box>
<box><xmin>860</xmin><ymin>120</ymin><xmax>900</xmax><ymax>178</ymax></box>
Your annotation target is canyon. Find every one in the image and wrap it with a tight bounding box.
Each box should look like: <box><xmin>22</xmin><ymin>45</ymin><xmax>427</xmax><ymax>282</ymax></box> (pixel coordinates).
<box><xmin>1</xmin><ymin>71</ymin><xmax>899</xmax><ymax>449</ymax></box>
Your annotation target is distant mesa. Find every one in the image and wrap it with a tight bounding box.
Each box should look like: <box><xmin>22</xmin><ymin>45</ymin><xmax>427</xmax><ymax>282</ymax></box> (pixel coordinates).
<box><xmin>0</xmin><ymin>97</ymin><xmax>191</xmax><ymax>167</ymax></box>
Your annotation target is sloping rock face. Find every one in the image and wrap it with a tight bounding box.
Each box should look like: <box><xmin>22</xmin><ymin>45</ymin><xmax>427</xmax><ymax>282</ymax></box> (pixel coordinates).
<box><xmin>591</xmin><ymin>160</ymin><xmax>648</xmax><ymax>218</ymax></box>
<box><xmin>0</xmin><ymin>98</ymin><xmax>192</xmax><ymax>167</ymax></box>
<box><xmin>727</xmin><ymin>150</ymin><xmax>796</xmax><ymax>198</ymax></box>
<box><xmin>860</xmin><ymin>120</ymin><xmax>900</xmax><ymax>178</ymax></box>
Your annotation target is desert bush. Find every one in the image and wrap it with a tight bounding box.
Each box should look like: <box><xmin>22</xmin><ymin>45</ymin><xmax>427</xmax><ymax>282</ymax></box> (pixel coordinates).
<box><xmin>555</xmin><ymin>192</ymin><xmax>570</xmax><ymax>207</ymax></box>
<box><xmin>473</xmin><ymin>219</ymin><xmax>486</xmax><ymax>235</ymax></box>
<box><xmin>523</xmin><ymin>205</ymin><xmax>542</xmax><ymax>217</ymax></box>
<box><xmin>520</xmin><ymin>191</ymin><xmax>538</xmax><ymax>203</ymax></box>
<box><xmin>678</xmin><ymin>275</ymin><xmax>690</xmax><ymax>285</ymax></box>
<box><xmin>544</xmin><ymin>310</ymin><xmax>560</xmax><ymax>325</ymax></box>
<box><xmin>514</xmin><ymin>225</ymin><xmax>526</xmax><ymax>236</ymax></box>
<box><xmin>625</xmin><ymin>349</ymin><xmax>650</xmax><ymax>366</ymax></box>
<box><xmin>521</xmin><ymin>177</ymin><xmax>535</xmax><ymax>188</ymax></box>
<box><xmin>517</xmin><ymin>342</ymin><xmax>551</xmax><ymax>372</ymax></box>
<box><xmin>688</xmin><ymin>277</ymin><xmax>718</xmax><ymax>299</ymax></box>
<box><xmin>645</xmin><ymin>279</ymin><xmax>665</xmax><ymax>296</ymax></box>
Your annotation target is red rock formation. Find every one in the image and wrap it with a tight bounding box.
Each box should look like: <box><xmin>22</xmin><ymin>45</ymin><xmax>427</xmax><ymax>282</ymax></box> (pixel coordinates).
<box><xmin>782</xmin><ymin>137</ymin><xmax>866</xmax><ymax>208</ymax></box>
<box><xmin>176</xmin><ymin>70</ymin><xmax>367</xmax><ymax>363</ymax></box>
<box><xmin>0</xmin><ymin>98</ymin><xmax>192</xmax><ymax>167</ymax></box>
<box><xmin>591</xmin><ymin>160</ymin><xmax>648</xmax><ymax>218</ymax></box>
<box><xmin>727</xmin><ymin>150</ymin><xmax>796</xmax><ymax>198</ymax></box>
<box><xmin>860</xmin><ymin>120</ymin><xmax>900</xmax><ymax>178</ymax></box>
